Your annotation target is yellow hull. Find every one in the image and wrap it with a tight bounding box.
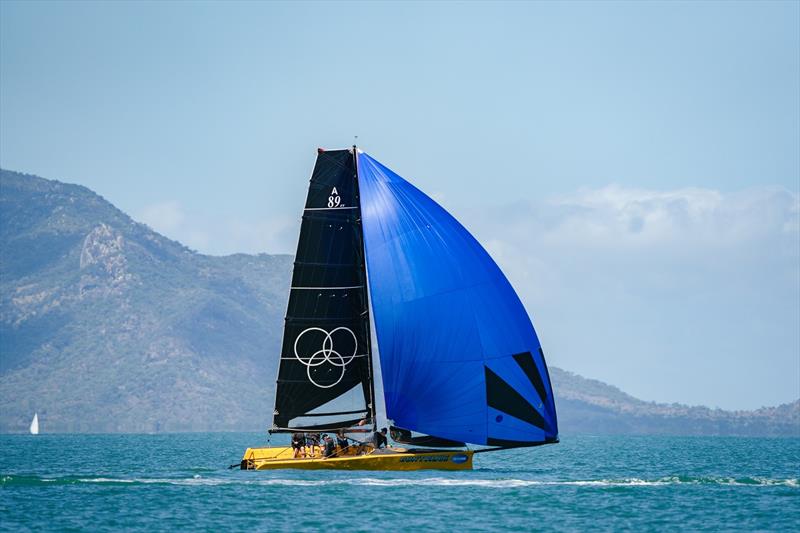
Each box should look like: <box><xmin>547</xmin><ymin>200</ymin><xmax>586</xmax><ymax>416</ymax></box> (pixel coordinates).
<box><xmin>241</xmin><ymin>446</ymin><xmax>473</xmax><ymax>471</ymax></box>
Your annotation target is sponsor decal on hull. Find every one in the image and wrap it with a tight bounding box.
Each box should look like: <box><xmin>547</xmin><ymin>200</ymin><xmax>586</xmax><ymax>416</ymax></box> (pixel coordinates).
<box><xmin>398</xmin><ymin>454</ymin><xmax>451</xmax><ymax>463</ymax></box>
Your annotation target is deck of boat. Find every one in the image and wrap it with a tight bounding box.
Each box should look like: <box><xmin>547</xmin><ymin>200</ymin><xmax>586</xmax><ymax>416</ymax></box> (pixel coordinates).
<box><xmin>241</xmin><ymin>445</ymin><xmax>473</xmax><ymax>471</ymax></box>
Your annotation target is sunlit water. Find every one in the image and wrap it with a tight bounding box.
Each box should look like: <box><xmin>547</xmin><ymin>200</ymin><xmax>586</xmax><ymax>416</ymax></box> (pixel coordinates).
<box><xmin>1</xmin><ymin>434</ymin><xmax>797</xmax><ymax>531</ymax></box>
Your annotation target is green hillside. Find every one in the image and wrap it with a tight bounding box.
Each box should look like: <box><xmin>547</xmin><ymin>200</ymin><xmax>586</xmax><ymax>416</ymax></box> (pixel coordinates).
<box><xmin>0</xmin><ymin>169</ymin><xmax>291</xmax><ymax>432</ymax></box>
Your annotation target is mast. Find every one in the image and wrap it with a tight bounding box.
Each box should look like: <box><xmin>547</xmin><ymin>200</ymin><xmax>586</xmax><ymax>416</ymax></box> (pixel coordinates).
<box><xmin>353</xmin><ymin>144</ymin><xmax>378</xmax><ymax>432</ymax></box>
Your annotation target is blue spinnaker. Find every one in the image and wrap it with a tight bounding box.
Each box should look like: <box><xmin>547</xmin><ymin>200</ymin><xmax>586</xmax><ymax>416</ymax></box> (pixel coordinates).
<box><xmin>357</xmin><ymin>152</ymin><xmax>558</xmax><ymax>446</ymax></box>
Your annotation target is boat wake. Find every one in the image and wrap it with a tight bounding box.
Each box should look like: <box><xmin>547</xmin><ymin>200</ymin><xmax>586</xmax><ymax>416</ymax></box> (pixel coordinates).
<box><xmin>2</xmin><ymin>475</ymin><xmax>798</xmax><ymax>488</ymax></box>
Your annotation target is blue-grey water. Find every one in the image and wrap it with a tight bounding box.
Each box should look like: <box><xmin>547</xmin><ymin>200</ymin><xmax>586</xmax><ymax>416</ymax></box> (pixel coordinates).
<box><xmin>1</xmin><ymin>434</ymin><xmax>798</xmax><ymax>531</ymax></box>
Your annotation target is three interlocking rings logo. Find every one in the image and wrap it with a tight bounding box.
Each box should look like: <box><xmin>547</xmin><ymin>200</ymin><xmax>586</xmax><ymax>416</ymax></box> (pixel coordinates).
<box><xmin>294</xmin><ymin>327</ymin><xmax>358</xmax><ymax>388</ymax></box>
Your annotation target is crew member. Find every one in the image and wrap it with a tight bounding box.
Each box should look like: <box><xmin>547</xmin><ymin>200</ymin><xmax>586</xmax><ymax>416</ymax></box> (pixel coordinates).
<box><xmin>291</xmin><ymin>432</ymin><xmax>306</xmax><ymax>458</ymax></box>
<box><xmin>307</xmin><ymin>432</ymin><xmax>321</xmax><ymax>457</ymax></box>
<box><xmin>322</xmin><ymin>434</ymin><xmax>336</xmax><ymax>458</ymax></box>
<box><xmin>372</xmin><ymin>427</ymin><xmax>389</xmax><ymax>449</ymax></box>
<box><xmin>336</xmin><ymin>430</ymin><xmax>349</xmax><ymax>453</ymax></box>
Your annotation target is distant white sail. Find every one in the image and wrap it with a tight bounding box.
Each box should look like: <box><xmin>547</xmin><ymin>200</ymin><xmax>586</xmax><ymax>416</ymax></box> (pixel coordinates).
<box><xmin>30</xmin><ymin>413</ymin><xmax>39</xmax><ymax>435</ymax></box>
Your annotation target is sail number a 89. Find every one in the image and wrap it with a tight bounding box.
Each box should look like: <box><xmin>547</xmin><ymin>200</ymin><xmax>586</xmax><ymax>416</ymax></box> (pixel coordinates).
<box><xmin>328</xmin><ymin>187</ymin><xmax>343</xmax><ymax>208</ymax></box>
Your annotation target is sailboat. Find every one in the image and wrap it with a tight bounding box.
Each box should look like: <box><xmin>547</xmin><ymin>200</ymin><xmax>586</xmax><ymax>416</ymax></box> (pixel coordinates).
<box><xmin>239</xmin><ymin>148</ymin><xmax>558</xmax><ymax>471</ymax></box>
<box><xmin>30</xmin><ymin>413</ymin><xmax>39</xmax><ymax>435</ymax></box>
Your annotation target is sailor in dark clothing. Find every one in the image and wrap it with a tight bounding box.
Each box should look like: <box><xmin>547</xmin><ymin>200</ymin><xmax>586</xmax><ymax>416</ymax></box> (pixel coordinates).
<box><xmin>307</xmin><ymin>432</ymin><xmax>321</xmax><ymax>456</ymax></box>
<box><xmin>336</xmin><ymin>430</ymin><xmax>349</xmax><ymax>452</ymax></box>
<box><xmin>291</xmin><ymin>432</ymin><xmax>306</xmax><ymax>458</ymax></box>
<box><xmin>322</xmin><ymin>434</ymin><xmax>336</xmax><ymax>458</ymax></box>
<box><xmin>372</xmin><ymin>427</ymin><xmax>389</xmax><ymax>449</ymax></box>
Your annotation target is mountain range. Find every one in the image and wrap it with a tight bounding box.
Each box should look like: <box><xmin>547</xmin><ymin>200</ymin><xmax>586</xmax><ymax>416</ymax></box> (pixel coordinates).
<box><xmin>1</xmin><ymin>168</ymin><xmax>797</xmax><ymax>436</ymax></box>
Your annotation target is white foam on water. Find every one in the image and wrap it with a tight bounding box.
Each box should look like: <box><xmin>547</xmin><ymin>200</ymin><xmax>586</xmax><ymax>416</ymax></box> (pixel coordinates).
<box><xmin>79</xmin><ymin>478</ymin><xmax>137</xmax><ymax>483</ymax></box>
<box><xmin>69</xmin><ymin>476</ymin><xmax>800</xmax><ymax>488</ymax></box>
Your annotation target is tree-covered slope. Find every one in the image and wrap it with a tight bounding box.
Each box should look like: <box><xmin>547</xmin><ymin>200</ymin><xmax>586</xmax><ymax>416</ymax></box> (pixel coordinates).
<box><xmin>0</xmin><ymin>169</ymin><xmax>291</xmax><ymax>432</ymax></box>
<box><xmin>551</xmin><ymin>368</ymin><xmax>799</xmax><ymax>436</ymax></box>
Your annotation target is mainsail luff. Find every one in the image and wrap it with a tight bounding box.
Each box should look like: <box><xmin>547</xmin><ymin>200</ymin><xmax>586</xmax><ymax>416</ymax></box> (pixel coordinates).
<box><xmin>272</xmin><ymin>149</ymin><xmax>375</xmax><ymax>430</ymax></box>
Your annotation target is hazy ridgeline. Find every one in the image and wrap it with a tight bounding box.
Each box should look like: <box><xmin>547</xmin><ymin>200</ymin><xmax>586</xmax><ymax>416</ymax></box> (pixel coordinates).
<box><xmin>0</xmin><ymin>169</ymin><xmax>797</xmax><ymax>435</ymax></box>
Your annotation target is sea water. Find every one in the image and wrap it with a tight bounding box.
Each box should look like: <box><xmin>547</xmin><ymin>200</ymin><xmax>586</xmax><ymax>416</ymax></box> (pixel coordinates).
<box><xmin>1</xmin><ymin>433</ymin><xmax>797</xmax><ymax>531</ymax></box>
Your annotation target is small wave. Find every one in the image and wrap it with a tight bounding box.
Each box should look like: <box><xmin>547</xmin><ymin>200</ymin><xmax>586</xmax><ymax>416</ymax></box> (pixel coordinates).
<box><xmin>344</xmin><ymin>477</ymin><xmax>800</xmax><ymax>488</ymax></box>
<box><xmin>2</xmin><ymin>475</ymin><xmax>797</xmax><ymax>488</ymax></box>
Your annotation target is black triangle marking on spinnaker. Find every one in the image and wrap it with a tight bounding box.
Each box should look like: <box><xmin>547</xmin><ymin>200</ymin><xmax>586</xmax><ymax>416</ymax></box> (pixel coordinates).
<box><xmin>539</xmin><ymin>346</ymin><xmax>557</xmax><ymax>420</ymax></box>
<box><xmin>513</xmin><ymin>351</ymin><xmax>549</xmax><ymax>412</ymax></box>
<box><xmin>485</xmin><ymin>366</ymin><xmax>545</xmax><ymax>430</ymax></box>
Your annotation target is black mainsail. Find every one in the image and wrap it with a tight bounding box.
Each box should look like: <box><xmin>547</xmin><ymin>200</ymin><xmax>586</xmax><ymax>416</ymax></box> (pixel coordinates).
<box><xmin>272</xmin><ymin>148</ymin><xmax>374</xmax><ymax>431</ymax></box>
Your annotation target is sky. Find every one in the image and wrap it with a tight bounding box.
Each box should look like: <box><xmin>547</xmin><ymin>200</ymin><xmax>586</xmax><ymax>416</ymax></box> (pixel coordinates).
<box><xmin>1</xmin><ymin>1</ymin><xmax>798</xmax><ymax>410</ymax></box>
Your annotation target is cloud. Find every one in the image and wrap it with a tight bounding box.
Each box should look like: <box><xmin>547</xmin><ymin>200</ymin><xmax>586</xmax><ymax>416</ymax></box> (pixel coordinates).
<box><xmin>474</xmin><ymin>185</ymin><xmax>799</xmax><ymax>251</ymax></box>
<box><xmin>468</xmin><ymin>185</ymin><xmax>798</xmax><ymax>308</ymax></box>
<box><xmin>558</xmin><ymin>185</ymin><xmax>797</xmax><ymax>246</ymax></box>
<box><xmin>137</xmin><ymin>201</ymin><xmax>297</xmax><ymax>256</ymax></box>
<box><xmin>139</xmin><ymin>201</ymin><xmax>185</xmax><ymax>234</ymax></box>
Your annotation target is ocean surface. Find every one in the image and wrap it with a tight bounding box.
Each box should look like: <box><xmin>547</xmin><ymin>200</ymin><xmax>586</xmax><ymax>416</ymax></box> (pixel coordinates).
<box><xmin>1</xmin><ymin>433</ymin><xmax>797</xmax><ymax>531</ymax></box>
